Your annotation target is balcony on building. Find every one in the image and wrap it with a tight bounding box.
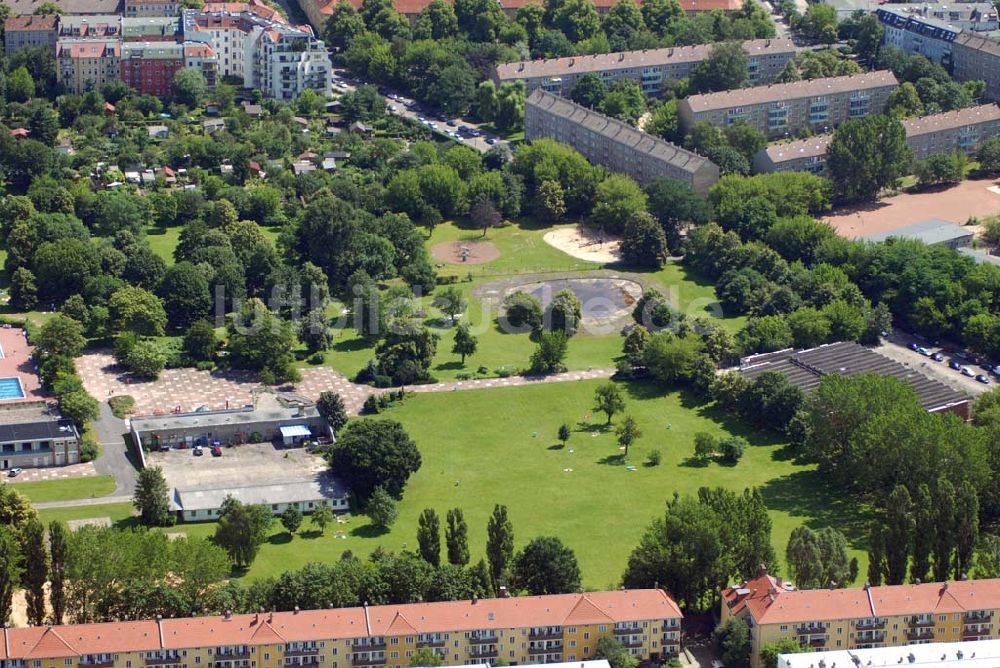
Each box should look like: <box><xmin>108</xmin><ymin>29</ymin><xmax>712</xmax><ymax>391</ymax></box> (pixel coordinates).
<box><xmin>417</xmin><ymin>635</ymin><xmax>445</xmax><ymax>648</ymax></box>
<box><xmin>905</xmin><ymin>628</ymin><xmax>935</xmax><ymax>641</ymax></box>
<box><xmin>285</xmin><ymin>645</ymin><xmax>321</xmax><ymax>657</ymax></box>
<box><xmin>855</xmin><ymin>619</ymin><xmax>886</xmax><ymax>631</ymax></box>
<box><xmin>350</xmin><ymin>654</ymin><xmax>386</xmax><ymax>667</ymax></box>
<box><xmin>909</xmin><ymin>616</ymin><xmax>935</xmax><ymax>628</ymax></box>
<box><xmin>80</xmin><ymin>656</ymin><xmax>115</xmax><ymax>668</ymax></box>
<box><xmin>468</xmin><ymin>645</ymin><xmax>499</xmax><ymax>659</ymax></box>
<box><xmin>529</xmin><ymin>627</ymin><xmax>563</xmax><ymax>641</ymax></box>
<box><xmin>351</xmin><ymin>639</ymin><xmax>386</xmax><ymax>653</ymax></box>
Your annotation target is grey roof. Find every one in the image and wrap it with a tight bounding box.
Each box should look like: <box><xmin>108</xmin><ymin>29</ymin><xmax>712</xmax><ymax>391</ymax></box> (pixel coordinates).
<box><xmin>861</xmin><ymin>218</ymin><xmax>974</xmax><ymax>244</ymax></box>
<box><xmin>172</xmin><ymin>474</ymin><xmax>348</xmax><ymax>511</ymax></box>
<box><xmin>0</xmin><ymin>417</ymin><xmax>77</xmax><ymax>444</ymax></box>
<box><xmin>959</xmin><ymin>247</ymin><xmax>1000</xmax><ymax>265</ymax></box>
<box><xmin>495</xmin><ymin>37</ymin><xmax>795</xmax><ymax>82</ymax></box>
<box><xmin>739</xmin><ymin>341</ymin><xmax>969</xmax><ymax>412</ymax></box>
<box><xmin>762</xmin><ymin>136</ymin><xmax>832</xmax><ymax>163</ymax></box>
<box><xmin>902</xmin><ymin>103</ymin><xmax>1000</xmax><ymax>136</ymax></box>
<box><xmin>131</xmin><ymin>403</ymin><xmax>323</xmax><ymax>434</ymax></box>
<box><xmin>877</xmin><ymin>6</ymin><xmax>963</xmax><ymax>34</ymax></box>
<box><xmin>683</xmin><ymin>71</ymin><xmax>899</xmax><ymax>113</ymax></box>
<box><xmin>526</xmin><ymin>89</ymin><xmax>714</xmax><ymax>175</ymax></box>
<box><xmin>5</xmin><ymin>0</ymin><xmax>122</xmax><ymax>14</ymax></box>
<box><xmin>953</xmin><ymin>31</ymin><xmax>1000</xmax><ymax>56</ymax></box>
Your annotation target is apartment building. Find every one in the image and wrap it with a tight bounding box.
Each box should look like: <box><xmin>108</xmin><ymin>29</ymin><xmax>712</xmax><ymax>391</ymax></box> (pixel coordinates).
<box><xmin>494</xmin><ymin>38</ymin><xmax>795</xmax><ymax>96</ymax></box>
<box><xmin>0</xmin><ymin>590</ymin><xmax>683</xmax><ymax>668</ymax></box>
<box><xmin>56</xmin><ymin>39</ymin><xmax>122</xmax><ymax>94</ymax></box>
<box><xmin>125</xmin><ymin>0</ymin><xmax>180</xmax><ymax>17</ymax></box>
<box><xmin>753</xmin><ymin>103</ymin><xmax>1000</xmax><ymax>173</ymax></box>
<box><xmin>3</xmin><ymin>15</ymin><xmax>59</xmax><ymax>57</ymax></box>
<box><xmin>121</xmin><ymin>41</ymin><xmax>185</xmax><ymax>95</ymax></box>
<box><xmin>58</xmin><ymin>14</ymin><xmax>122</xmax><ymax>38</ymax></box>
<box><xmin>254</xmin><ymin>25</ymin><xmax>332</xmax><ymax>100</ymax></box>
<box><xmin>525</xmin><ymin>89</ymin><xmax>720</xmax><ymax>193</ymax></box>
<box><xmin>678</xmin><ymin>70</ymin><xmax>899</xmax><ymax>139</ymax></box>
<box><xmin>952</xmin><ymin>32</ymin><xmax>1000</xmax><ymax>102</ymax></box>
<box><xmin>122</xmin><ymin>16</ymin><xmax>182</xmax><ymax>41</ymax></box>
<box><xmin>723</xmin><ymin>569</ymin><xmax>1000</xmax><ymax>668</ymax></box>
<box><xmin>876</xmin><ymin>8</ymin><xmax>961</xmax><ymax>66</ymax></box>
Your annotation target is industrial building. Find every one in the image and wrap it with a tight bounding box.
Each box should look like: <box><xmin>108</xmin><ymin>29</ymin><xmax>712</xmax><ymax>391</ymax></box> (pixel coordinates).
<box><xmin>525</xmin><ymin>89</ymin><xmax>720</xmax><ymax>193</ymax></box>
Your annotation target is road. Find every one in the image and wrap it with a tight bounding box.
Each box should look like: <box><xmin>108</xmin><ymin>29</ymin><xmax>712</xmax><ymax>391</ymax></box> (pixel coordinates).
<box><xmin>331</xmin><ymin>67</ymin><xmax>509</xmax><ymax>155</ymax></box>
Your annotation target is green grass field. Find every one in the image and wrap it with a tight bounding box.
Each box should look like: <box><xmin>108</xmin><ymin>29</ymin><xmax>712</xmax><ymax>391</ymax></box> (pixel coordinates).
<box><xmin>8</xmin><ymin>475</ymin><xmax>117</xmax><ymax>503</ymax></box>
<box><xmin>144</xmin><ymin>225</ymin><xmax>283</xmax><ymax>265</ymax></box>
<box><xmin>83</xmin><ymin>380</ymin><xmax>864</xmax><ymax>586</ymax></box>
<box><xmin>36</xmin><ymin>502</ymin><xmax>137</xmax><ymax>527</ymax></box>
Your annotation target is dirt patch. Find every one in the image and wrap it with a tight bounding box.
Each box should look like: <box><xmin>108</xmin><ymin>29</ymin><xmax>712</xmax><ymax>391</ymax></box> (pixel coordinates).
<box><xmin>430</xmin><ymin>240</ymin><xmax>500</xmax><ymax>265</ymax></box>
<box><xmin>543</xmin><ymin>225</ymin><xmax>620</xmax><ymax>263</ymax></box>
<box><xmin>825</xmin><ymin>178</ymin><xmax>1000</xmax><ymax>239</ymax></box>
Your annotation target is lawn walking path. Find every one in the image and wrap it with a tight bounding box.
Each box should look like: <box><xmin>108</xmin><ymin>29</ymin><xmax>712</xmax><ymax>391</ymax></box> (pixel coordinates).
<box><xmin>77</xmin><ymin>351</ymin><xmax>614</xmax><ymax>418</ymax></box>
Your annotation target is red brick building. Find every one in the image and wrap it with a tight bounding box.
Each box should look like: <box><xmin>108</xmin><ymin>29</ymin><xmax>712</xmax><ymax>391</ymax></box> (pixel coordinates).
<box><xmin>121</xmin><ymin>41</ymin><xmax>185</xmax><ymax>96</ymax></box>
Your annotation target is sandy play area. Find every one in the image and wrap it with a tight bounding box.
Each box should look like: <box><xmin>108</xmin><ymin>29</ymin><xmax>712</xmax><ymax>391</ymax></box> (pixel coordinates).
<box><xmin>825</xmin><ymin>178</ymin><xmax>1000</xmax><ymax>239</ymax></box>
<box><xmin>430</xmin><ymin>240</ymin><xmax>501</xmax><ymax>265</ymax></box>
<box><xmin>544</xmin><ymin>225</ymin><xmax>620</xmax><ymax>263</ymax></box>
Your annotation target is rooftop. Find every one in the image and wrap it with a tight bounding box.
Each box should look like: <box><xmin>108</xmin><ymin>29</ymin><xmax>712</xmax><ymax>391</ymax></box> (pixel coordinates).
<box><xmin>778</xmin><ymin>639</ymin><xmax>1000</xmax><ymax>668</ymax></box>
<box><xmin>682</xmin><ymin>70</ymin><xmax>899</xmax><ymax>113</ymax></box>
<box><xmin>4</xmin><ymin>14</ymin><xmax>59</xmax><ymax>31</ymax></box>
<box><xmin>496</xmin><ymin>37</ymin><xmax>793</xmax><ymax>81</ymax></box>
<box><xmin>953</xmin><ymin>30</ymin><xmax>1000</xmax><ymax>55</ymax></box>
<box><xmin>130</xmin><ymin>399</ymin><xmax>322</xmax><ymax>434</ymax></box>
<box><xmin>861</xmin><ymin>218</ymin><xmax>974</xmax><ymax>244</ymax></box>
<box><xmin>762</xmin><ymin>136</ymin><xmax>832</xmax><ymax>162</ymax></box>
<box><xmin>0</xmin><ymin>591</ymin><xmax>681</xmax><ymax>657</ymax></box>
<box><xmin>172</xmin><ymin>473</ymin><xmax>348</xmax><ymax>511</ymax></box>
<box><xmin>726</xmin><ymin>573</ymin><xmax>1000</xmax><ymax>625</ymax></box>
<box><xmin>903</xmin><ymin>102</ymin><xmax>1000</xmax><ymax>135</ymax></box>
<box><xmin>2</xmin><ymin>0</ymin><xmax>122</xmax><ymax>14</ymax></box>
<box><xmin>739</xmin><ymin>341</ymin><xmax>969</xmax><ymax>413</ymax></box>
<box><xmin>526</xmin><ymin>89</ymin><xmax>715</xmax><ymax>175</ymax></box>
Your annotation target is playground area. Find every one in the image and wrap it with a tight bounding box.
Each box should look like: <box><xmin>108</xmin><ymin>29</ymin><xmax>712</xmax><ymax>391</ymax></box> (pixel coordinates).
<box><xmin>543</xmin><ymin>225</ymin><xmax>620</xmax><ymax>263</ymax></box>
<box><xmin>430</xmin><ymin>240</ymin><xmax>501</xmax><ymax>265</ymax></box>
<box><xmin>825</xmin><ymin>178</ymin><xmax>1000</xmax><ymax>239</ymax></box>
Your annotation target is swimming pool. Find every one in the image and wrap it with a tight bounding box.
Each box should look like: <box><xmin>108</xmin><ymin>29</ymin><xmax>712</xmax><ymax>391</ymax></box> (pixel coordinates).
<box><xmin>0</xmin><ymin>377</ymin><xmax>25</xmax><ymax>400</ymax></box>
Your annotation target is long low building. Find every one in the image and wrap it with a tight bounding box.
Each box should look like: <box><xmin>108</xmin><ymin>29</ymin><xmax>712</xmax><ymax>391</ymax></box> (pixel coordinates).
<box><xmin>0</xmin><ymin>590</ymin><xmax>684</xmax><ymax>668</ymax></box>
<box><xmin>525</xmin><ymin>89</ymin><xmax>720</xmax><ymax>193</ymax></box>
<box><xmin>0</xmin><ymin>408</ymin><xmax>80</xmax><ymax>470</ymax></box>
<box><xmin>173</xmin><ymin>474</ymin><xmax>350</xmax><ymax>521</ymax></box>
<box><xmin>739</xmin><ymin>341</ymin><xmax>971</xmax><ymax>418</ymax></box>
<box><xmin>678</xmin><ymin>71</ymin><xmax>899</xmax><ymax>139</ymax></box>
<box><xmin>494</xmin><ymin>37</ymin><xmax>795</xmax><ymax>96</ymax></box>
<box><xmin>724</xmin><ymin>570</ymin><xmax>1000</xmax><ymax>668</ymax></box>
<box><xmin>752</xmin><ymin>103</ymin><xmax>1000</xmax><ymax>173</ymax></box>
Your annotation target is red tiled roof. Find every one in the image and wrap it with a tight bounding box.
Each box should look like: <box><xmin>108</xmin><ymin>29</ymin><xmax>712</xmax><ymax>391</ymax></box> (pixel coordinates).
<box><xmin>4</xmin><ymin>14</ymin><xmax>58</xmax><ymax>31</ymax></box>
<box><xmin>10</xmin><ymin>128</ymin><xmax>29</xmax><ymax>138</ymax></box>
<box><xmin>58</xmin><ymin>41</ymin><xmax>121</xmax><ymax>58</ymax></box>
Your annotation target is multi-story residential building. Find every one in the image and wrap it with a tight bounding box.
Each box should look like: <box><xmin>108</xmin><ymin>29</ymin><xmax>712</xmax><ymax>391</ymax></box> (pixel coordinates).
<box><xmin>125</xmin><ymin>0</ymin><xmax>180</xmax><ymax>17</ymax></box>
<box><xmin>752</xmin><ymin>103</ymin><xmax>1000</xmax><ymax>173</ymax></box>
<box><xmin>525</xmin><ymin>89</ymin><xmax>720</xmax><ymax>194</ymax></box>
<box><xmin>952</xmin><ymin>32</ymin><xmax>1000</xmax><ymax>102</ymax></box>
<box><xmin>0</xmin><ymin>590</ymin><xmax>683</xmax><ymax>668</ymax></box>
<box><xmin>57</xmin><ymin>14</ymin><xmax>122</xmax><ymax>38</ymax></box>
<box><xmin>56</xmin><ymin>39</ymin><xmax>122</xmax><ymax>93</ymax></box>
<box><xmin>3</xmin><ymin>15</ymin><xmax>59</xmax><ymax>57</ymax></box>
<box><xmin>494</xmin><ymin>38</ymin><xmax>796</xmax><ymax>96</ymax></box>
<box><xmin>723</xmin><ymin>570</ymin><xmax>1000</xmax><ymax>668</ymax></box>
<box><xmin>122</xmin><ymin>16</ymin><xmax>182</xmax><ymax>41</ymax></box>
<box><xmin>121</xmin><ymin>41</ymin><xmax>187</xmax><ymax>96</ymax></box>
<box><xmin>4</xmin><ymin>0</ymin><xmax>121</xmax><ymax>13</ymax></box>
<box><xmin>678</xmin><ymin>70</ymin><xmax>899</xmax><ymax>139</ymax></box>
<box><xmin>876</xmin><ymin>8</ymin><xmax>961</xmax><ymax>66</ymax></box>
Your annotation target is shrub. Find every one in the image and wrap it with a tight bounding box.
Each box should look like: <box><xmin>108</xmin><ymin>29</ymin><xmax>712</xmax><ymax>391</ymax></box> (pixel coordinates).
<box><xmin>308</xmin><ymin>352</ymin><xmax>325</xmax><ymax>365</ymax></box>
<box><xmin>719</xmin><ymin>436</ymin><xmax>747</xmax><ymax>464</ymax></box>
<box><xmin>109</xmin><ymin>395</ymin><xmax>135</xmax><ymax>419</ymax></box>
<box><xmin>195</xmin><ymin>360</ymin><xmax>215</xmax><ymax>371</ymax></box>
<box><xmin>79</xmin><ymin>438</ymin><xmax>99</xmax><ymax>462</ymax></box>
<box><xmin>646</xmin><ymin>449</ymin><xmax>662</xmax><ymax>466</ymax></box>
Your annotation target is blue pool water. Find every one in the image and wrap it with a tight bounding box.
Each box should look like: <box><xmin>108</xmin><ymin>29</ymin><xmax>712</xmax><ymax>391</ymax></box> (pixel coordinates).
<box><xmin>0</xmin><ymin>377</ymin><xmax>25</xmax><ymax>400</ymax></box>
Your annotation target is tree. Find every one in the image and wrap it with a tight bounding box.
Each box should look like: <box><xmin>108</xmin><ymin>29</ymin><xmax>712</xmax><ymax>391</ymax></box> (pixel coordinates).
<box><xmin>955</xmin><ymin>480</ymin><xmax>979</xmax><ymax>579</ymax></box>
<box><xmin>615</xmin><ymin>415</ymin><xmax>642</xmax><ymax>456</ymax></box>
<box><xmin>486</xmin><ymin>504</ymin><xmax>514</xmax><ymax>593</ymax></box>
<box><xmin>599</xmin><ymin>80</ymin><xmax>647</xmax><ymax>124</ymax></box>
<box><xmin>214</xmin><ymin>497</ymin><xmax>273</xmax><ymax>568</ymax></box>
<box><xmin>693</xmin><ymin>432</ymin><xmax>717</xmax><ymax>462</ymax></box>
<box><xmin>529</xmin><ymin>331</ymin><xmax>569</xmax><ymax>374</ymax></box>
<box><xmin>692</xmin><ymin>41</ymin><xmax>749</xmax><ymax>93</ymax></box>
<box><xmin>413</xmin><ymin>508</ymin><xmax>442</xmax><ymax>566</ymax></box>
<box><xmin>408</xmin><ymin>648</ymin><xmax>443</xmax><ymax>667</ymax></box>
<box><xmin>172</xmin><ymin>68</ymin><xmax>207</xmax><ymax>106</ymax></box>
<box><xmin>134</xmin><ymin>466</ymin><xmax>171</xmax><ymax>527</ymax></box>
<box><xmin>327</xmin><ymin>419</ymin><xmax>421</xmax><ymax>502</ymax></box>
<box><xmin>49</xmin><ymin>520</ymin><xmax>67</xmax><ymax>624</ymax></box>
<box><xmin>452</xmin><ymin>323</ymin><xmax>478</xmax><ymax>364</ymax></box>
<box><xmin>546</xmin><ymin>289</ymin><xmax>583</xmax><ymax>337</ymax></box>
<box><xmin>591</xmin><ymin>174</ymin><xmax>649</xmax><ymax>235</ymax></box>
<box><xmin>27</xmin><ymin>102</ymin><xmax>59</xmax><ymax>146</ymax></box>
<box><xmin>281</xmin><ymin>506</ymin><xmax>303</xmax><ymax>536</ymax></box>
<box><xmin>884</xmin><ymin>484</ymin><xmax>914</xmax><ymax>585</ymax></box>
<box><xmin>827</xmin><ymin>115</ymin><xmax>911</xmax><ymax>202</ymax></box>
<box><xmin>183</xmin><ymin>320</ymin><xmax>218</xmax><ymax>362</ymax></box>
<box><xmin>502</xmin><ymin>291</ymin><xmax>543</xmax><ymax>333</ymax></box>
<box><xmin>914</xmin><ymin>152</ymin><xmax>966</xmax><ymax>187</ymax></box>
<box><xmin>594</xmin><ymin>637</ymin><xmax>639</xmax><ymax>668</ymax></box>
<box><xmin>366</xmin><ymin>485</ymin><xmax>398</xmax><ymax>529</ymax></box>
<box><xmin>558</xmin><ymin>423</ymin><xmax>571</xmax><ymax>447</ymax></box>
<box><xmin>932</xmin><ymin>477</ymin><xmax>956</xmax><ymax>582</ymax></box>
<box><xmin>308</xmin><ymin>504</ymin><xmax>333</xmax><ymax>535</ymax></box>
<box><xmin>123</xmin><ymin>339</ymin><xmax>167</xmax><ymax>379</ymax></box>
<box><xmin>446</xmin><ymin>508</ymin><xmax>469</xmax><ymax>566</ymax></box>
<box><xmin>885</xmin><ymin>82</ymin><xmax>923</xmax><ymax>117</ymax></box>
<box><xmin>8</xmin><ymin>66</ymin><xmax>36</xmax><ymax>102</ymax></box>
<box><xmin>227</xmin><ymin>299</ymin><xmax>298</xmax><ymax>381</ymax></box>
<box><xmin>299</xmin><ymin>309</ymin><xmax>333</xmax><ymax>354</ymax></box>
<box><xmin>760</xmin><ymin>640</ymin><xmax>810</xmax><ymax>668</ymax></box>
<box><xmin>534</xmin><ymin>179</ymin><xmax>567</xmax><ymax>221</ymax></box>
<box><xmin>719</xmin><ymin>435</ymin><xmax>747</xmax><ymax>464</ymax></box>
<box><xmin>786</xmin><ymin>526</ymin><xmax>823</xmax><ymax>589</ymax></box>
<box><xmin>620</xmin><ymin>211</ymin><xmax>669</xmax><ymax>268</ymax></box>
<box><xmin>36</xmin><ymin>314</ymin><xmax>86</xmax><ymax>358</ymax></box>
<box><xmin>317</xmin><ymin>392</ymin><xmax>349</xmax><ymax>435</ymax></box>
<box><xmin>910</xmin><ymin>483</ymin><xmax>933</xmax><ymax>584</ymax></box>
<box><xmin>22</xmin><ymin>518</ymin><xmax>48</xmax><ymax>626</ymax></box>
<box><xmin>512</xmin><ymin>536</ymin><xmax>582</xmax><ymax>594</ymax></box>
<box><xmin>976</xmin><ymin>136</ymin><xmax>1000</xmax><ymax>174</ymax></box>
<box><xmin>594</xmin><ymin>382</ymin><xmax>626</xmax><ymax>425</ymax></box>
<box><xmin>643</xmin><ymin>332</ymin><xmax>707</xmax><ymax>384</ymax></box>
<box><xmin>867</xmin><ymin>526</ymin><xmax>886</xmax><ymax>586</ymax></box>
<box><xmin>10</xmin><ymin>267</ymin><xmax>39</xmax><ymax>310</ymax></box>
<box><xmin>799</xmin><ymin>2</ymin><xmax>837</xmax><ymax>42</ymax></box>
<box><xmin>0</xmin><ymin>526</ymin><xmax>21</xmax><ymax>625</ymax></box>
<box><xmin>341</xmin><ymin>85</ymin><xmax>387</xmax><ymax>123</ymax></box>
<box><xmin>109</xmin><ymin>286</ymin><xmax>167</xmax><ymax>337</ymax></box>
<box><xmin>160</xmin><ymin>262</ymin><xmax>213</xmax><ymax>330</ymax></box>
<box><xmin>570</xmin><ymin>72</ymin><xmax>608</xmax><ymax>108</ymax></box>
<box><xmin>645</xmin><ymin>177</ymin><xmax>712</xmax><ymax>252</ymax></box>
<box><xmin>713</xmin><ymin>617</ymin><xmax>751</xmax><ymax>668</ymax></box>
<box><xmin>433</xmin><ymin>286</ymin><xmax>467</xmax><ymax>324</ymax></box>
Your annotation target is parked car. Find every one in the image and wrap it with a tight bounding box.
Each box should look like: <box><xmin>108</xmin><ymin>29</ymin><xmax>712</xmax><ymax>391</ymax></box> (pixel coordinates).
<box><xmin>486</xmin><ymin>137</ymin><xmax>498</xmax><ymax>144</ymax></box>
<box><xmin>931</xmin><ymin>352</ymin><xmax>944</xmax><ymax>362</ymax></box>
<box><xmin>909</xmin><ymin>342</ymin><xmax>920</xmax><ymax>351</ymax></box>
<box><xmin>7</xmin><ymin>467</ymin><xmax>23</xmax><ymax>477</ymax></box>
<box><xmin>976</xmin><ymin>374</ymin><xmax>991</xmax><ymax>384</ymax></box>
<box><xmin>961</xmin><ymin>367</ymin><xmax>975</xmax><ymax>377</ymax></box>
<box><xmin>949</xmin><ymin>360</ymin><xmax>962</xmax><ymax>370</ymax></box>
<box><xmin>193</xmin><ymin>445</ymin><xmax>203</xmax><ymax>456</ymax></box>
<box><xmin>159</xmin><ymin>444</ymin><xmax>170</xmax><ymax>452</ymax></box>
<box><xmin>211</xmin><ymin>445</ymin><xmax>222</xmax><ymax>457</ymax></box>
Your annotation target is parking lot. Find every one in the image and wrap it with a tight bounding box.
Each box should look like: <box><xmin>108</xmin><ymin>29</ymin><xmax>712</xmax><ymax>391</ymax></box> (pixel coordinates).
<box><xmin>146</xmin><ymin>442</ymin><xmax>328</xmax><ymax>491</ymax></box>
<box><xmin>878</xmin><ymin>332</ymin><xmax>995</xmax><ymax>397</ymax></box>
